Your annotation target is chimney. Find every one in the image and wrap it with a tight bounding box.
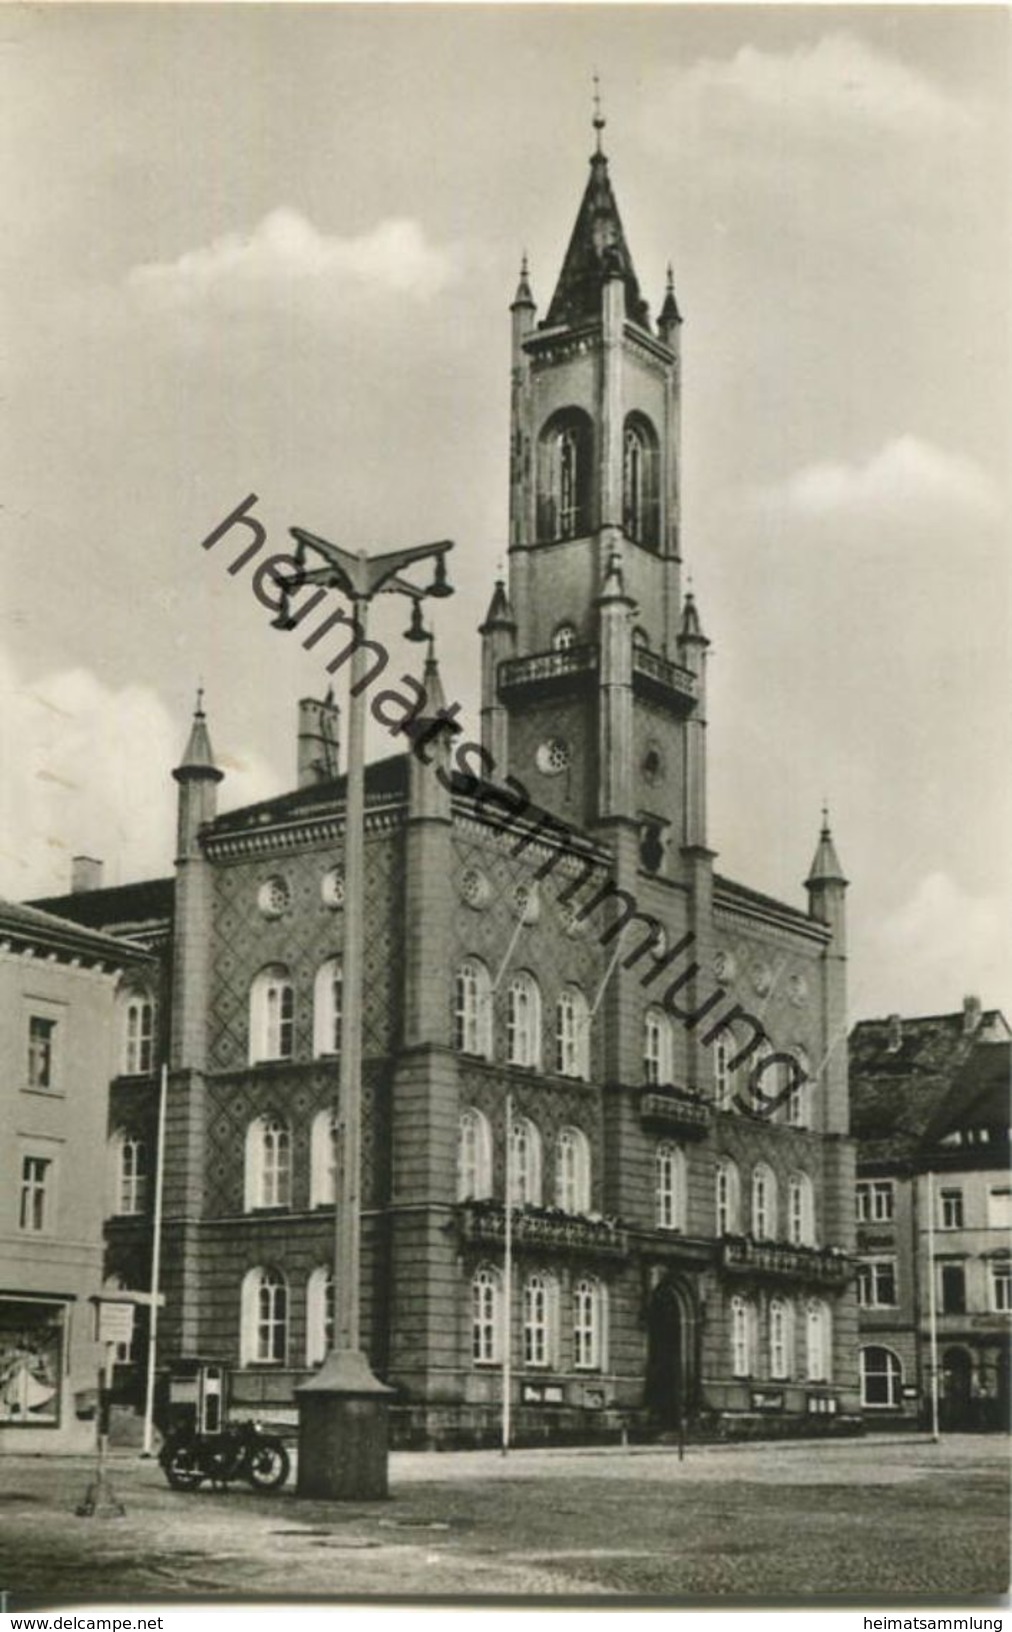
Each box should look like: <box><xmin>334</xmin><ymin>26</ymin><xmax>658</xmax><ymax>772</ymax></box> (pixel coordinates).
<box><xmin>886</xmin><ymin>1014</ymin><xmax>903</xmax><ymax>1053</ymax></box>
<box><xmin>963</xmin><ymin>994</ymin><xmax>982</xmax><ymax>1035</ymax></box>
<box><xmin>297</xmin><ymin>694</ymin><xmax>341</xmax><ymax>790</ymax></box>
<box><xmin>71</xmin><ymin>856</ymin><xmax>103</xmax><ymax>894</ymax></box>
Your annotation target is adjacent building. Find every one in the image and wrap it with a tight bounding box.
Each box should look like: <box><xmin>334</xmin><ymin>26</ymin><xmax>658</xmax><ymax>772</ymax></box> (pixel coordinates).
<box><xmin>0</xmin><ymin>895</ymin><xmax>148</xmax><ymax>1451</ymax></box>
<box><xmin>32</xmin><ymin>127</ymin><xmax>860</xmax><ymax>1445</ymax></box>
<box><xmin>850</xmin><ymin>1001</ymin><xmax>1011</xmax><ymax>1430</ymax></box>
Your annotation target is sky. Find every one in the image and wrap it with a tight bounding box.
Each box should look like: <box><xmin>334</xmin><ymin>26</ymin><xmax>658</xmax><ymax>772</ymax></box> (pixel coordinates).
<box><xmin>0</xmin><ymin>3</ymin><xmax>1008</xmax><ymax>1021</ymax></box>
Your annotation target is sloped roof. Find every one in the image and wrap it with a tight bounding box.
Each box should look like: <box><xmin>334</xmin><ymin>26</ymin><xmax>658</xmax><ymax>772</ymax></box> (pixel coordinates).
<box><xmin>543</xmin><ymin>151</ymin><xmax>651</xmax><ymax>334</ymax></box>
<box><xmin>0</xmin><ymin>896</ymin><xmax>149</xmax><ymax>964</ymax></box>
<box><xmin>922</xmin><ymin>1040</ymin><xmax>1011</xmax><ymax>1151</ymax></box>
<box><xmin>714</xmin><ymin>873</ymin><xmax>825</xmax><ymax>937</ymax></box>
<box><xmin>850</xmin><ymin>1009</ymin><xmax>1009</xmax><ymax>1163</ymax></box>
<box><xmin>28</xmin><ymin>877</ymin><xmax>174</xmax><ymax>934</ymax></box>
<box><xmin>208</xmin><ymin>753</ymin><xmax>408</xmax><ymax>835</ymax></box>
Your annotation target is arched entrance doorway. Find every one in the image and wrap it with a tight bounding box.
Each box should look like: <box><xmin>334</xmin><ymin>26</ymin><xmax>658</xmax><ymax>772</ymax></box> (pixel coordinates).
<box><xmin>644</xmin><ymin>1277</ymin><xmax>697</xmax><ymax>1430</ymax></box>
<box><xmin>940</xmin><ymin>1346</ymin><xmax>973</xmax><ymax>1431</ymax></box>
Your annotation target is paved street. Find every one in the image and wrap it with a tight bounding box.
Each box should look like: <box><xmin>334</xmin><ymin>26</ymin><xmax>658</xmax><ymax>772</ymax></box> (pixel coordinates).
<box><xmin>0</xmin><ymin>1434</ymin><xmax>1007</xmax><ymax>1607</ymax></box>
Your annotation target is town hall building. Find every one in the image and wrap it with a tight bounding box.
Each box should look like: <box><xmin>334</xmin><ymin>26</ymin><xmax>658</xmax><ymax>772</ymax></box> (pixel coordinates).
<box><xmin>34</xmin><ymin>126</ymin><xmax>859</xmax><ymax>1446</ymax></box>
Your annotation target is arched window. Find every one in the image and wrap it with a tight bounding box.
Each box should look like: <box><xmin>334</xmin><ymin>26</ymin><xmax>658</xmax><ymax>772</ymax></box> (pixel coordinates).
<box><xmin>249</xmin><ymin>965</ymin><xmax>295</xmax><ymax>1064</ymax></box>
<box><xmin>860</xmin><ymin>1345</ymin><xmax>903</xmax><ymax>1408</ymax></box>
<box><xmin>788</xmin><ymin>1171</ymin><xmax>816</xmax><ymax>1246</ymax></box>
<box><xmin>537</xmin><ymin>409</ymin><xmax>593</xmax><ymax>542</ymax></box>
<box><xmin>313</xmin><ymin>958</ymin><xmax>343</xmax><ymax>1058</ymax></box>
<box><xmin>457</xmin><ymin>1107</ymin><xmax>493</xmax><ymax>1201</ymax></box>
<box><xmin>472</xmin><ymin>1265</ymin><xmax>502</xmax><ymax>1365</ymax></box>
<box><xmin>506</xmin><ymin>972</ymin><xmax>541</xmax><ymax>1069</ymax></box>
<box><xmin>769</xmin><ymin>1298</ymin><xmax>795</xmax><ymax>1380</ymax></box>
<box><xmin>310</xmin><ymin>1109</ymin><xmax>338</xmax><ymax>1208</ymax></box>
<box><xmin>121</xmin><ymin>990</ymin><xmax>156</xmax><ymax>1075</ymax></box>
<box><xmin>305</xmin><ymin>1266</ymin><xmax>334</xmax><ymax>1367</ymax></box>
<box><xmin>109</xmin><ymin>1131</ymin><xmax>148</xmax><ymax>1216</ymax></box>
<box><xmin>806</xmin><ymin>1300</ymin><xmax>832</xmax><ymax>1382</ymax></box>
<box><xmin>644</xmin><ymin>1005</ymin><xmax>673</xmax><ymax>1085</ymax></box>
<box><xmin>622</xmin><ymin>414</ymin><xmax>660</xmax><ymax>550</ymax></box>
<box><xmin>751</xmin><ymin>1162</ymin><xmax>778</xmax><ymax>1240</ymax></box>
<box><xmin>573</xmin><ymin>1276</ymin><xmax>607</xmax><ymax>1371</ymax></box>
<box><xmin>552</xmin><ymin>622</ymin><xmax>578</xmax><ymax>652</ymax></box>
<box><xmin>240</xmin><ymin>1267</ymin><xmax>288</xmax><ymax>1366</ymax></box>
<box><xmin>555</xmin><ymin>985</ymin><xmax>590</xmax><ymax>1080</ymax></box>
<box><xmin>656</xmin><ymin>1142</ymin><xmax>686</xmax><ymax>1231</ymax></box>
<box><xmin>730</xmin><ymin>1294</ymin><xmax>757</xmax><ymax>1377</ymax></box>
<box><xmin>455</xmin><ymin>959</ymin><xmax>493</xmax><ymax>1059</ymax></box>
<box><xmin>555</xmin><ymin>1126</ymin><xmax>591</xmax><ymax>1214</ymax></box>
<box><xmin>244</xmin><ymin>1115</ymin><xmax>292</xmax><ymax>1211</ymax></box>
<box><xmin>523</xmin><ymin>1272</ymin><xmax>559</xmax><ymax>1368</ymax></box>
<box><xmin>715</xmin><ymin>1158</ymin><xmax>741</xmax><ymax>1235</ymax></box>
<box><xmin>786</xmin><ymin>1046</ymin><xmax>810</xmax><ymax>1128</ymax></box>
<box><xmin>509</xmin><ymin>1116</ymin><xmax>542</xmax><ymax>1206</ymax></box>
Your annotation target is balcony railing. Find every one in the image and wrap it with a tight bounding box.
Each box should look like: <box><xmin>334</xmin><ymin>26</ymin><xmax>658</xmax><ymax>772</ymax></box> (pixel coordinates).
<box><xmin>632</xmin><ymin>647</ymin><xmax>697</xmax><ymax>708</ymax></box>
<box><xmin>721</xmin><ymin>1236</ymin><xmax>852</xmax><ymax>1288</ymax></box>
<box><xmin>640</xmin><ymin>1089</ymin><xmax>712</xmax><ymax>1140</ymax></box>
<box><xmin>456</xmin><ymin>1200</ymin><xmax>629</xmax><ymax>1260</ymax></box>
<box><xmin>499</xmin><ymin>645</ymin><xmax>598</xmax><ymax>692</ymax></box>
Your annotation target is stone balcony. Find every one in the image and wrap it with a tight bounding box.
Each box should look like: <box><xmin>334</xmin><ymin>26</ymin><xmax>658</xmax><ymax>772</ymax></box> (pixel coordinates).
<box><xmin>456</xmin><ymin>1200</ymin><xmax>629</xmax><ymax>1260</ymax></box>
<box><xmin>640</xmin><ymin>1088</ymin><xmax>712</xmax><ymax>1141</ymax></box>
<box><xmin>720</xmin><ymin>1236</ymin><xmax>853</xmax><ymax>1289</ymax></box>
<box><xmin>498</xmin><ymin>645</ymin><xmax>598</xmax><ymax>695</ymax></box>
<box><xmin>632</xmin><ymin>647</ymin><xmax>698</xmax><ymax>712</ymax></box>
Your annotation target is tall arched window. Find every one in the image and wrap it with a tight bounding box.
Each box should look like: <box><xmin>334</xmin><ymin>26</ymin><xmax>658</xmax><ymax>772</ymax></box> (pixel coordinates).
<box><xmin>731</xmin><ymin>1294</ymin><xmax>757</xmax><ymax>1377</ymax></box>
<box><xmin>573</xmin><ymin>1276</ymin><xmax>607</xmax><ymax>1370</ymax></box>
<box><xmin>249</xmin><ymin>965</ymin><xmax>295</xmax><ymax>1064</ymax></box>
<box><xmin>313</xmin><ymin>958</ymin><xmax>343</xmax><ymax>1058</ymax></box>
<box><xmin>457</xmin><ymin>1107</ymin><xmax>493</xmax><ymax>1201</ymax></box>
<box><xmin>715</xmin><ymin>1158</ymin><xmax>741</xmax><ymax>1235</ymax></box>
<box><xmin>769</xmin><ymin>1298</ymin><xmax>795</xmax><ymax>1380</ymax></box>
<box><xmin>240</xmin><ymin>1267</ymin><xmax>288</xmax><ymax>1366</ymax></box>
<box><xmin>806</xmin><ymin>1299</ymin><xmax>832</xmax><ymax>1382</ymax></box>
<box><xmin>555</xmin><ymin>1126</ymin><xmax>591</xmax><ymax>1213</ymax></box>
<box><xmin>121</xmin><ymin>990</ymin><xmax>156</xmax><ymax>1075</ymax></box>
<box><xmin>109</xmin><ymin>1131</ymin><xmax>148</xmax><ymax>1216</ymax></box>
<box><xmin>537</xmin><ymin>409</ymin><xmax>593</xmax><ymax>542</ymax></box>
<box><xmin>622</xmin><ymin>414</ymin><xmax>660</xmax><ymax>549</ymax></box>
<box><xmin>656</xmin><ymin>1142</ymin><xmax>686</xmax><ymax>1232</ymax></box>
<box><xmin>751</xmin><ymin>1162</ymin><xmax>778</xmax><ymax>1240</ymax></box>
<box><xmin>244</xmin><ymin>1115</ymin><xmax>292</xmax><ymax>1211</ymax></box>
<box><xmin>860</xmin><ymin>1345</ymin><xmax>903</xmax><ymax>1408</ymax></box>
<box><xmin>506</xmin><ymin>972</ymin><xmax>541</xmax><ymax>1069</ymax></box>
<box><xmin>644</xmin><ymin>1005</ymin><xmax>673</xmax><ymax>1085</ymax></box>
<box><xmin>305</xmin><ymin>1266</ymin><xmax>334</xmax><ymax>1367</ymax></box>
<box><xmin>555</xmin><ymin>985</ymin><xmax>590</xmax><ymax>1080</ymax></box>
<box><xmin>472</xmin><ymin>1266</ymin><xmax>502</xmax><ymax>1364</ymax></box>
<box><xmin>509</xmin><ymin>1116</ymin><xmax>543</xmax><ymax>1206</ymax></box>
<box><xmin>523</xmin><ymin>1272</ymin><xmax>558</xmax><ymax>1368</ymax></box>
<box><xmin>310</xmin><ymin>1109</ymin><xmax>338</xmax><ymax>1208</ymax></box>
<box><xmin>455</xmin><ymin>959</ymin><xmax>493</xmax><ymax>1059</ymax></box>
<box><xmin>788</xmin><ymin>1171</ymin><xmax>816</xmax><ymax>1246</ymax></box>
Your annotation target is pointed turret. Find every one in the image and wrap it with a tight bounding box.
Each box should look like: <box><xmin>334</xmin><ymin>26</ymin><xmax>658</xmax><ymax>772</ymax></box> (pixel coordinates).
<box><xmin>807</xmin><ymin>806</ymin><xmax>848</xmax><ymax>889</ymax></box>
<box><xmin>678</xmin><ymin>590</ymin><xmax>707</xmax><ymax>647</ymax></box>
<box><xmin>172</xmin><ymin>690</ymin><xmax>223</xmax><ymax>861</ymax></box>
<box><xmin>806</xmin><ymin>805</ymin><xmax>848</xmax><ymax>950</ymax></box>
<box><xmin>511</xmin><ymin>252</ymin><xmax>535</xmax><ymax>313</ymax></box>
<box><xmin>170</xmin><ymin>690</ymin><xmax>223</xmax><ymax>1072</ymax></box>
<box><xmin>173</xmin><ymin>689</ymin><xmax>223</xmax><ymax>784</ymax></box>
<box><xmin>542</xmin><ymin>132</ymin><xmax>651</xmax><ymax>333</ymax></box>
<box><xmin>658</xmin><ymin>264</ymin><xmax>682</xmax><ymax>346</ymax></box>
<box><xmin>407</xmin><ymin>641</ymin><xmax>456</xmax><ymax>822</ymax></box>
<box><xmin>479</xmin><ymin>578</ymin><xmax>516</xmax><ymax>633</ymax></box>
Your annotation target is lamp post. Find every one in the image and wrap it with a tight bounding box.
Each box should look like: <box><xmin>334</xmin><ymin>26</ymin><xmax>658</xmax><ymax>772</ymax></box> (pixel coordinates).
<box><xmin>284</xmin><ymin>529</ymin><xmax>454</xmax><ymax>1500</ymax></box>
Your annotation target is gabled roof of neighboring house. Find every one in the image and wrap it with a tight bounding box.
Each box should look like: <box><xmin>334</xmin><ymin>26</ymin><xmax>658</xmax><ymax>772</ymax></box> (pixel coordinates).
<box><xmin>0</xmin><ymin>896</ymin><xmax>149</xmax><ymax>966</ymax></box>
<box><xmin>29</xmin><ymin>877</ymin><xmax>174</xmax><ymax>935</ymax></box>
<box><xmin>850</xmin><ymin>1007</ymin><xmax>1010</xmax><ymax>1164</ymax></box>
<box><xmin>922</xmin><ymin>1039</ymin><xmax>1012</xmax><ymax>1152</ymax></box>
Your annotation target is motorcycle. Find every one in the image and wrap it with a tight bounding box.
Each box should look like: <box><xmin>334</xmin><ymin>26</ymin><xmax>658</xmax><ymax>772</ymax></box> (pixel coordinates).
<box><xmin>159</xmin><ymin>1418</ymin><xmax>291</xmax><ymax>1493</ymax></box>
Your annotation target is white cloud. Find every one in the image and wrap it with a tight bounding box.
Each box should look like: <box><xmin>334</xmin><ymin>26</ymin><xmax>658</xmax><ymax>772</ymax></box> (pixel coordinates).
<box><xmin>755</xmin><ymin>436</ymin><xmax>1003</xmax><ymax>528</ymax></box>
<box><xmin>0</xmin><ymin>648</ymin><xmax>276</xmax><ymax>901</ymax></box>
<box><xmin>644</xmin><ymin>32</ymin><xmax>976</xmax><ymax>148</ymax></box>
<box><xmin>127</xmin><ymin>208</ymin><xmax>463</xmax><ymax>309</ymax></box>
<box><xmin>864</xmin><ymin>871</ymin><xmax>1011</xmax><ymax>1016</ymax></box>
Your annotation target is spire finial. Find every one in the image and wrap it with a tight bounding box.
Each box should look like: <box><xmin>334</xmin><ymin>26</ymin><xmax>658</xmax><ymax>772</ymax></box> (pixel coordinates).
<box><xmin>821</xmin><ymin>799</ymin><xmax>831</xmax><ymax>832</ymax></box>
<box><xmin>195</xmin><ymin>682</ymin><xmax>205</xmax><ymax>717</ymax></box>
<box><xmin>666</xmin><ymin>262</ymin><xmax>675</xmax><ymax>294</ymax></box>
<box><xmin>592</xmin><ymin>71</ymin><xmax>606</xmax><ymax>153</ymax></box>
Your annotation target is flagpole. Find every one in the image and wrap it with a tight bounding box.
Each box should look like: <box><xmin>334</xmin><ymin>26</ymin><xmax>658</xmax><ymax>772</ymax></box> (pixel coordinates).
<box><xmin>142</xmin><ymin>1063</ymin><xmax>168</xmax><ymax>1456</ymax></box>
<box><xmin>926</xmin><ymin>1170</ymin><xmax>940</xmax><ymax>1441</ymax></box>
<box><xmin>502</xmin><ymin>1090</ymin><xmax>513</xmax><ymax>1456</ymax></box>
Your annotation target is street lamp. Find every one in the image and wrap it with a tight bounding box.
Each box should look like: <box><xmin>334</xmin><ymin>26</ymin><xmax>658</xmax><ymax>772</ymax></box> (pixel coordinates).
<box><xmin>285</xmin><ymin>529</ymin><xmax>454</xmax><ymax>1501</ymax></box>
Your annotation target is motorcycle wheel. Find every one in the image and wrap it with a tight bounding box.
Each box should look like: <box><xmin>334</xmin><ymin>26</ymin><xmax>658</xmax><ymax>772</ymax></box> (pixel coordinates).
<box><xmin>246</xmin><ymin>1438</ymin><xmax>290</xmax><ymax>1491</ymax></box>
<box><xmin>163</xmin><ymin>1441</ymin><xmax>204</xmax><ymax>1491</ymax></box>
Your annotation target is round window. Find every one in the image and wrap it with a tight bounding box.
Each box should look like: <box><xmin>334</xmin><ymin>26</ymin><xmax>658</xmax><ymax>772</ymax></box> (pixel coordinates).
<box><xmin>536</xmin><ymin>738</ymin><xmax>571</xmax><ymax>776</ymax></box>
<box><xmin>321</xmin><ymin>868</ymin><xmax>346</xmax><ymax>909</ymax></box>
<box><xmin>258</xmin><ymin>876</ymin><xmax>291</xmax><ymax>919</ymax></box>
<box><xmin>459</xmin><ymin>867</ymin><xmax>491</xmax><ymax>910</ymax></box>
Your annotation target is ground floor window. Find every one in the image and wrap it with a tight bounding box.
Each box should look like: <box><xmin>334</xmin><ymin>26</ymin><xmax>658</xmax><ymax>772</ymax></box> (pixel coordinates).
<box><xmin>860</xmin><ymin>1345</ymin><xmax>902</xmax><ymax>1408</ymax></box>
<box><xmin>0</xmin><ymin>1299</ymin><xmax>63</xmax><ymax>1426</ymax></box>
<box><xmin>472</xmin><ymin>1266</ymin><xmax>502</xmax><ymax>1365</ymax></box>
<box><xmin>573</xmin><ymin>1277</ymin><xmax>606</xmax><ymax>1371</ymax></box>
